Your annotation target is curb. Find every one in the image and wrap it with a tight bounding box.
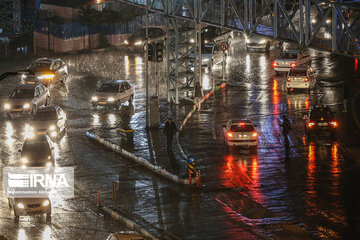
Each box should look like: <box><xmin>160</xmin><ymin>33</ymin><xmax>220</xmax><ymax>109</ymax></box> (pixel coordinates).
<box><xmin>86</xmin><ymin>131</ymin><xmax>196</xmax><ymax>185</ymax></box>
<box><xmin>103</xmin><ymin>207</ymin><xmax>159</xmax><ymax>240</ymax></box>
<box><xmin>176</xmin><ymin>81</ymin><xmax>228</xmax><ymax>160</ymax></box>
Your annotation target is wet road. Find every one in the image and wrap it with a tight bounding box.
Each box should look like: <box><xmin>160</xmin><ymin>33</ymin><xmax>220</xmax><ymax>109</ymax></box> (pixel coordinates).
<box><xmin>0</xmin><ymin>36</ymin><xmax>359</xmax><ymax>239</ymax></box>
<box><xmin>181</xmin><ymin>39</ymin><xmax>360</xmax><ymax>239</ymax></box>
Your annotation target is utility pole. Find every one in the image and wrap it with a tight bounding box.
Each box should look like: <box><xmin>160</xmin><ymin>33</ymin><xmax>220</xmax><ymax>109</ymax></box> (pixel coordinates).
<box><xmin>145</xmin><ymin>0</ymin><xmax>149</xmax><ymax>128</ymax></box>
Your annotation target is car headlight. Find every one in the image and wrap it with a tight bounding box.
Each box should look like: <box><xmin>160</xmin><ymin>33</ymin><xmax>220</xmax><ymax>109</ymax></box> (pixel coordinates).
<box><xmin>4</xmin><ymin>103</ymin><xmax>10</xmax><ymax>109</ymax></box>
<box><xmin>190</xmin><ymin>38</ymin><xmax>195</xmax><ymax>43</ymax></box>
<box><xmin>38</xmin><ymin>74</ymin><xmax>54</xmax><ymax>80</ymax></box>
<box><xmin>46</xmin><ymin>162</ymin><xmax>52</xmax><ymax>167</ymax></box>
<box><xmin>50</xmin><ymin>131</ymin><xmax>57</xmax><ymax>137</ymax></box>
<box><xmin>204</xmin><ymin>40</ymin><xmax>209</xmax><ymax>44</ymax></box>
<box><xmin>43</xmin><ymin>200</ymin><xmax>50</xmax><ymax>206</ymax></box>
<box><xmin>23</xmin><ymin>103</ymin><xmax>30</xmax><ymax>109</ymax></box>
<box><xmin>91</xmin><ymin>96</ymin><xmax>98</xmax><ymax>101</ymax></box>
<box><xmin>108</xmin><ymin>97</ymin><xmax>115</xmax><ymax>102</ymax></box>
<box><xmin>259</xmin><ymin>40</ymin><xmax>266</xmax><ymax>44</ymax></box>
<box><xmin>245</xmin><ymin>39</ymin><xmax>250</xmax><ymax>44</ymax></box>
<box><xmin>135</xmin><ymin>41</ymin><xmax>142</xmax><ymax>46</ymax></box>
<box><xmin>21</xmin><ymin>157</ymin><xmax>28</xmax><ymax>164</ymax></box>
<box><xmin>21</xmin><ymin>74</ymin><xmax>27</xmax><ymax>79</ymax></box>
<box><xmin>17</xmin><ymin>203</ymin><xmax>25</xmax><ymax>209</ymax></box>
<box><xmin>49</xmin><ymin>125</ymin><xmax>56</xmax><ymax>131</ymax></box>
<box><xmin>124</xmin><ymin>40</ymin><xmax>129</xmax><ymax>45</ymax></box>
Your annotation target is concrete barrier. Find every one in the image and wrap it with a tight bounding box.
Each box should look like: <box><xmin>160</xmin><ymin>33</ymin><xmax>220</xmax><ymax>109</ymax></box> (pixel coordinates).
<box><xmin>86</xmin><ymin>131</ymin><xmax>196</xmax><ymax>185</ymax></box>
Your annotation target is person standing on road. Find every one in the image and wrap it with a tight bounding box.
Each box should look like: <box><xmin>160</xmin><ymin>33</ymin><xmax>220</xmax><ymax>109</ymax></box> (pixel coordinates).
<box><xmin>163</xmin><ymin>118</ymin><xmax>177</xmax><ymax>152</ymax></box>
<box><xmin>280</xmin><ymin>115</ymin><xmax>292</xmax><ymax>144</ymax></box>
<box><xmin>343</xmin><ymin>83</ymin><xmax>349</xmax><ymax>112</ymax></box>
<box><xmin>194</xmin><ymin>82</ymin><xmax>203</xmax><ymax>111</ymax></box>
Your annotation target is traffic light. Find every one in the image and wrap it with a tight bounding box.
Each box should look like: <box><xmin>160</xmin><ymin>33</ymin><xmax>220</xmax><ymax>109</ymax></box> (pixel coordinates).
<box><xmin>148</xmin><ymin>43</ymin><xmax>155</xmax><ymax>62</ymax></box>
<box><xmin>155</xmin><ymin>42</ymin><xmax>163</xmax><ymax>62</ymax></box>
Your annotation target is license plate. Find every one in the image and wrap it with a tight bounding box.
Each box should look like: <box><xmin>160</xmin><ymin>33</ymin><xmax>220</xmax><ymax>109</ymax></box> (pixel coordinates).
<box><xmin>98</xmin><ymin>102</ymin><xmax>106</xmax><ymax>105</ymax></box>
<box><xmin>318</xmin><ymin>123</ymin><xmax>328</xmax><ymax>127</ymax></box>
<box><xmin>38</xmin><ymin>131</ymin><xmax>46</xmax><ymax>135</ymax></box>
<box><xmin>12</xmin><ymin>109</ymin><xmax>21</xmax><ymax>111</ymax></box>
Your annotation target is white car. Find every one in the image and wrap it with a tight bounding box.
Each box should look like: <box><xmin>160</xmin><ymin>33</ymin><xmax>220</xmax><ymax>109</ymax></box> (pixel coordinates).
<box><xmin>273</xmin><ymin>50</ymin><xmax>311</xmax><ymax>74</ymax></box>
<box><xmin>245</xmin><ymin>34</ymin><xmax>281</xmax><ymax>51</ymax></box>
<box><xmin>286</xmin><ymin>66</ymin><xmax>317</xmax><ymax>93</ymax></box>
<box><xmin>91</xmin><ymin>80</ymin><xmax>134</xmax><ymax>109</ymax></box>
<box><xmin>222</xmin><ymin>119</ymin><xmax>258</xmax><ymax>151</ymax></box>
<box><xmin>8</xmin><ymin>197</ymin><xmax>51</xmax><ymax>220</ymax></box>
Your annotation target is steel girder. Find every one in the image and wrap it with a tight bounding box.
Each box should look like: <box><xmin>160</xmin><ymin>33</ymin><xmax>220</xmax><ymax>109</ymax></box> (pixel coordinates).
<box><xmin>0</xmin><ymin>0</ymin><xmax>21</xmax><ymax>37</ymax></box>
<box><xmin>117</xmin><ymin>0</ymin><xmax>360</xmax><ymax>57</ymax></box>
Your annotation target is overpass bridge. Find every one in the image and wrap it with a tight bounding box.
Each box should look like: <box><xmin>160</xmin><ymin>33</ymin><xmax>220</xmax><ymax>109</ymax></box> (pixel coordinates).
<box><xmin>116</xmin><ymin>0</ymin><xmax>360</xmax><ymax>103</ymax></box>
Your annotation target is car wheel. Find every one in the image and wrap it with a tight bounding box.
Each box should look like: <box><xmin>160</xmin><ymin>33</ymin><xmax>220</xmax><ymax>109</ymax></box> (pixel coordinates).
<box><xmin>45</xmin><ymin>96</ymin><xmax>50</xmax><ymax>106</ymax></box>
<box><xmin>14</xmin><ymin>209</ymin><xmax>19</xmax><ymax>220</ymax></box>
<box><xmin>116</xmin><ymin>100</ymin><xmax>121</xmax><ymax>110</ymax></box>
<box><xmin>32</xmin><ymin>105</ymin><xmax>37</xmax><ymax>115</ymax></box>
<box><xmin>129</xmin><ymin>95</ymin><xmax>134</xmax><ymax>104</ymax></box>
<box><xmin>265</xmin><ymin>41</ymin><xmax>270</xmax><ymax>51</ymax></box>
<box><xmin>62</xmin><ymin>74</ymin><xmax>68</xmax><ymax>83</ymax></box>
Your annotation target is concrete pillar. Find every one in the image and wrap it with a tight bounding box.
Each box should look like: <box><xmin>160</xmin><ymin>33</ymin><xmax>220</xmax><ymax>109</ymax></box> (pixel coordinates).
<box><xmin>150</xmin><ymin>96</ymin><xmax>160</xmax><ymax>128</ymax></box>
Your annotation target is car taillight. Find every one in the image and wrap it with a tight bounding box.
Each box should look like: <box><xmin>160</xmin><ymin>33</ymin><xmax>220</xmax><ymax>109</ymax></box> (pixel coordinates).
<box><xmin>227</xmin><ymin>132</ymin><xmax>233</xmax><ymax>138</ymax></box>
<box><xmin>273</xmin><ymin>62</ymin><xmax>278</xmax><ymax>67</ymax></box>
<box><xmin>308</xmin><ymin>122</ymin><xmax>315</xmax><ymax>127</ymax></box>
<box><xmin>305</xmin><ymin>77</ymin><xmax>309</xmax><ymax>82</ymax></box>
<box><xmin>252</xmin><ymin>132</ymin><xmax>258</xmax><ymax>137</ymax></box>
<box><xmin>287</xmin><ymin>77</ymin><xmax>291</xmax><ymax>82</ymax></box>
<box><xmin>290</xmin><ymin>63</ymin><xmax>296</xmax><ymax>67</ymax></box>
<box><xmin>330</xmin><ymin>121</ymin><xmax>338</xmax><ymax>127</ymax></box>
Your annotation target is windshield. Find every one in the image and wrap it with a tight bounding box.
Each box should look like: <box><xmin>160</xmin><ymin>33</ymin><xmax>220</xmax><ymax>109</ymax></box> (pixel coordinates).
<box><xmin>230</xmin><ymin>124</ymin><xmax>254</xmax><ymax>132</ymax></box>
<box><xmin>98</xmin><ymin>84</ymin><xmax>119</xmax><ymax>93</ymax></box>
<box><xmin>33</xmin><ymin>111</ymin><xmax>57</xmax><ymax>121</ymax></box>
<box><xmin>29</xmin><ymin>62</ymin><xmax>51</xmax><ymax>71</ymax></box>
<box><xmin>11</xmin><ymin>89</ymin><xmax>34</xmax><ymax>98</ymax></box>
<box><xmin>128</xmin><ymin>30</ymin><xmax>145</xmax><ymax>41</ymax></box>
<box><xmin>290</xmin><ymin>69</ymin><xmax>307</xmax><ymax>76</ymax></box>
<box><xmin>310</xmin><ymin>109</ymin><xmax>333</xmax><ymax>121</ymax></box>
<box><xmin>279</xmin><ymin>53</ymin><xmax>297</xmax><ymax>59</ymax></box>
<box><xmin>202</xmin><ymin>45</ymin><xmax>213</xmax><ymax>54</ymax></box>
<box><xmin>22</xmin><ymin>141</ymin><xmax>51</xmax><ymax>160</ymax></box>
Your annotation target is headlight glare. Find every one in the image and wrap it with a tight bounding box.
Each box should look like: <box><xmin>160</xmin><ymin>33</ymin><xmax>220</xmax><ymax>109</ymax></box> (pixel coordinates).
<box><xmin>50</xmin><ymin>131</ymin><xmax>57</xmax><ymax>137</ymax></box>
<box><xmin>135</xmin><ymin>41</ymin><xmax>142</xmax><ymax>46</ymax></box>
<box><xmin>46</xmin><ymin>162</ymin><xmax>52</xmax><ymax>167</ymax></box>
<box><xmin>91</xmin><ymin>96</ymin><xmax>98</xmax><ymax>101</ymax></box>
<box><xmin>23</xmin><ymin>103</ymin><xmax>30</xmax><ymax>109</ymax></box>
<box><xmin>124</xmin><ymin>40</ymin><xmax>129</xmax><ymax>45</ymax></box>
<box><xmin>259</xmin><ymin>40</ymin><xmax>266</xmax><ymax>44</ymax></box>
<box><xmin>4</xmin><ymin>103</ymin><xmax>10</xmax><ymax>109</ymax></box>
<box><xmin>108</xmin><ymin>97</ymin><xmax>115</xmax><ymax>102</ymax></box>
<box><xmin>21</xmin><ymin>157</ymin><xmax>28</xmax><ymax>163</ymax></box>
<box><xmin>43</xmin><ymin>200</ymin><xmax>50</xmax><ymax>206</ymax></box>
<box><xmin>17</xmin><ymin>203</ymin><xmax>25</xmax><ymax>209</ymax></box>
<box><xmin>49</xmin><ymin>125</ymin><xmax>56</xmax><ymax>131</ymax></box>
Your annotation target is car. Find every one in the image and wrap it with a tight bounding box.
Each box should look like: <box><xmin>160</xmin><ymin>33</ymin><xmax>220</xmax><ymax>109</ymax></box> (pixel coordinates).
<box><xmin>286</xmin><ymin>66</ymin><xmax>317</xmax><ymax>93</ymax></box>
<box><xmin>209</xmin><ymin>44</ymin><xmax>227</xmax><ymax>69</ymax></box>
<box><xmin>28</xmin><ymin>105</ymin><xmax>67</xmax><ymax>140</ymax></box>
<box><xmin>8</xmin><ymin>197</ymin><xmax>51</xmax><ymax>220</ymax></box>
<box><xmin>190</xmin><ymin>26</ymin><xmax>234</xmax><ymax>45</ymax></box>
<box><xmin>91</xmin><ymin>80</ymin><xmax>134</xmax><ymax>109</ymax></box>
<box><xmin>106</xmin><ymin>231</ymin><xmax>144</xmax><ymax>240</ymax></box>
<box><xmin>303</xmin><ymin>106</ymin><xmax>338</xmax><ymax>139</ymax></box>
<box><xmin>21</xmin><ymin>58</ymin><xmax>68</xmax><ymax>86</ymax></box>
<box><xmin>123</xmin><ymin>28</ymin><xmax>166</xmax><ymax>50</ymax></box>
<box><xmin>19</xmin><ymin>135</ymin><xmax>55</xmax><ymax>167</ymax></box>
<box><xmin>4</xmin><ymin>84</ymin><xmax>50</xmax><ymax>117</ymax></box>
<box><xmin>189</xmin><ymin>43</ymin><xmax>215</xmax><ymax>67</ymax></box>
<box><xmin>273</xmin><ymin>50</ymin><xmax>311</xmax><ymax>74</ymax></box>
<box><xmin>245</xmin><ymin>34</ymin><xmax>282</xmax><ymax>51</ymax></box>
<box><xmin>222</xmin><ymin>119</ymin><xmax>258</xmax><ymax>151</ymax></box>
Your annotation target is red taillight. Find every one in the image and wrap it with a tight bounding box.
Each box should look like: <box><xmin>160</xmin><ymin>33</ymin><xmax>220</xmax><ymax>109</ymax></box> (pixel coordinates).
<box><xmin>305</xmin><ymin>77</ymin><xmax>309</xmax><ymax>82</ymax></box>
<box><xmin>273</xmin><ymin>62</ymin><xmax>278</xmax><ymax>67</ymax></box>
<box><xmin>239</xmin><ymin>123</ymin><xmax>245</xmax><ymax>126</ymax></box>
<box><xmin>287</xmin><ymin>77</ymin><xmax>291</xmax><ymax>82</ymax></box>
<box><xmin>290</xmin><ymin>63</ymin><xmax>296</xmax><ymax>67</ymax></box>
<box><xmin>252</xmin><ymin>132</ymin><xmax>258</xmax><ymax>137</ymax></box>
<box><xmin>330</xmin><ymin>121</ymin><xmax>338</xmax><ymax>127</ymax></box>
<box><xmin>227</xmin><ymin>132</ymin><xmax>233</xmax><ymax>138</ymax></box>
<box><xmin>308</xmin><ymin>122</ymin><xmax>315</xmax><ymax>128</ymax></box>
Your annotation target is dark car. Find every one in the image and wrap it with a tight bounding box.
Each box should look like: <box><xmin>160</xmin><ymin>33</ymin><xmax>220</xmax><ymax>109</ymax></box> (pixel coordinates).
<box><xmin>123</xmin><ymin>28</ymin><xmax>166</xmax><ymax>50</ymax></box>
<box><xmin>190</xmin><ymin>26</ymin><xmax>234</xmax><ymax>45</ymax></box>
<box><xmin>303</xmin><ymin>106</ymin><xmax>338</xmax><ymax>138</ymax></box>
<box><xmin>21</xmin><ymin>58</ymin><xmax>68</xmax><ymax>86</ymax></box>
<box><xmin>20</xmin><ymin>135</ymin><xmax>55</xmax><ymax>167</ymax></box>
<box><xmin>29</xmin><ymin>105</ymin><xmax>67</xmax><ymax>140</ymax></box>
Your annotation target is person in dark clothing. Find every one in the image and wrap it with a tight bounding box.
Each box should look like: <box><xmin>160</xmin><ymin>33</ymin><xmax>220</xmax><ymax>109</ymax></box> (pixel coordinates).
<box><xmin>280</xmin><ymin>115</ymin><xmax>292</xmax><ymax>144</ymax></box>
<box><xmin>194</xmin><ymin>82</ymin><xmax>203</xmax><ymax>111</ymax></box>
<box><xmin>163</xmin><ymin>118</ymin><xmax>177</xmax><ymax>152</ymax></box>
